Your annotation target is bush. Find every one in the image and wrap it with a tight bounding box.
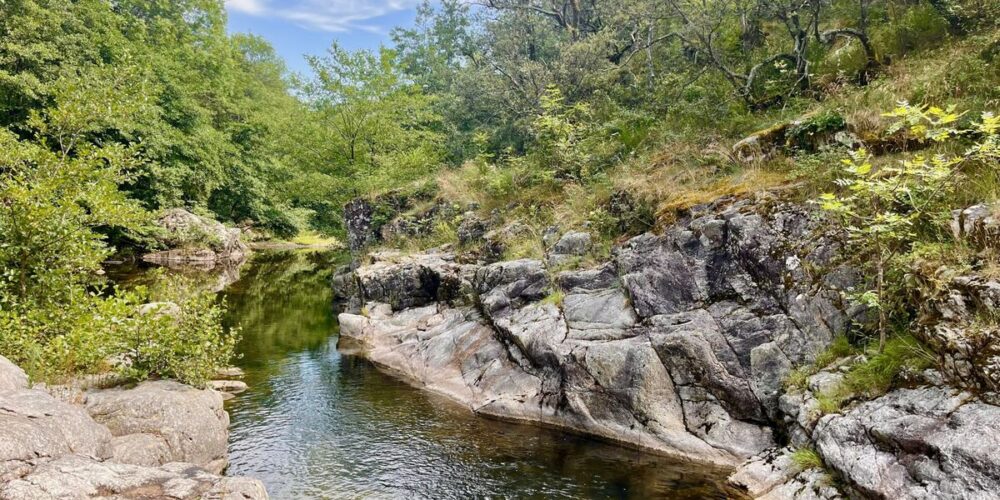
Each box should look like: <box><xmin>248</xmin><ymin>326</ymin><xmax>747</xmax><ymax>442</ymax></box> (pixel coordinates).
<box><xmin>0</xmin><ymin>281</ymin><xmax>238</xmax><ymax>386</ymax></box>
<box><xmin>876</xmin><ymin>4</ymin><xmax>951</xmax><ymax>57</ymax></box>
<box><xmin>120</xmin><ymin>287</ymin><xmax>240</xmax><ymax>386</ymax></box>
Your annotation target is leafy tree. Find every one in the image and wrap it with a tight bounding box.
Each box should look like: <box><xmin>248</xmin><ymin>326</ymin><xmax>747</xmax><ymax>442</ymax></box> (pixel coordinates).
<box><xmin>818</xmin><ymin>103</ymin><xmax>997</xmax><ymax>351</ymax></box>
<box><xmin>304</xmin><ymin>43</ymin><xmax>444</xmax><ymax>194</ymax></box>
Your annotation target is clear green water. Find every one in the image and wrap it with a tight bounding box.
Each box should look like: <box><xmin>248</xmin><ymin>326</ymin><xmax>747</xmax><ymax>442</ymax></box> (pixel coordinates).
<box><xmin>210</xmin><ymin>250</ymin><xmax>739</xmax><ymax>499</ymax></box>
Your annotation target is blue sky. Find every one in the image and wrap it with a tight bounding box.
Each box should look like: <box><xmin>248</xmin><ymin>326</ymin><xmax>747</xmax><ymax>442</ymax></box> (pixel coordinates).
<box><xmin>224</xmin><ymin>0</ymin><xmax>424</xmax><ymax>76</ymax></box>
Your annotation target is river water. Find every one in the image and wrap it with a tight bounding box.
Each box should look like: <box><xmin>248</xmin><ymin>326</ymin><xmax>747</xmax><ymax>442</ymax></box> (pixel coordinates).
<box><xmin>166</xmin><ymin>249</ymin><xmax>739</xmax><ymax>499</ymax></box>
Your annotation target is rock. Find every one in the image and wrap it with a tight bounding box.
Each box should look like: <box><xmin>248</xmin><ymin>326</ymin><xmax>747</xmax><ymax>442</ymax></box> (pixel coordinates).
<box><xmin>457</xmin><ymin>212</ymin><xmax>489</xmax><ymax>245</ymax></box>
<box><xmin>814</xmin><ymin>386</ymin><xmax>1000</xmax><ymax>499</ymax></box>
<box><xmin>951</xmin><ymin>204</ymin><xmax>1000</xmax><ymax>248</ymax></box>
<box><xmin>209</xmin><ymin>380</ymin><xmax>248</xmax><ymax>394</ymax></box>
<box><xmin>137</xmin><ymin>301</ymin><xmax>181</xmax><ymax>318</ymax></box>
<box><xmin>615</xmin><ymin>233</ymin><xmax>702</xmax><ymax>317</ymax></box>
<box><xmin>336</xmin><ymin>198</ymin><xmax>859</xmax><ymax>468</ymax></box>
<box><xmin>729</xmin><ymin>447</ymin><xmax>842</xmax><ymax>499</ymax></box>
<box><xmin>733</xmin><ymin>123</ymin><xmax>791</xmax><ymax>163</ymax></box>
<box><xmin>0</xmin><ymin>389</ymin><xmax>112</xmax><ymax>481</ymax></box>
<box><xmin>344</xmin><ymin>197</ymin><xmax>376</xmax><ymax>251</ymax></box>
<box><xmin>474</xmin><ymin>259</ymin><xmax>549</xmax><ymax>317</ymax></box>
<box><xmin>356</xmin><ymin>252</ymin><xmax>474</xmax><ymax>311</ymax></box>
<box><xmin>916</xmin><ymin>274</ymin><xmax>1000</xmax><ymax>392</ymax></box>
<box><xmin>214</xmin><ymin>367</ymin><xmax>245</xmax><ymax>379</ymax></box>
<box><xmin>547</xmin><ymin>231</ymin><xmax>592</xmax><ymax>266</ymax></box>
<box><xmin>0</xmin><ymin>454</ymin><xmax>267</xmax><ymax>500</ymax></box>
<box><xmin>107</xmin><ymin>434</ymin><xmax>172</xmax><ymax>468</ymax></box>
<box><xmin>551</xmin><ymin>231</ymin><xmax>592</xmax><ymax>255</ymax></box>
<box><xmin>142</xmin><ymin>208</ymin><xmax>248</xmax><ymax>265</ymax></box>
<box><xmin>562</xmin><ymin>288</ymin><xmax>638</xmax><ymax>340</ymax></box>
<box><xmin>86</xmin><ymin>381</ymin><xmax>230</xmax><ymax>473</ymax></box>
<box><xmin>733</xmin><ymin>112</ymin><xmax>846</xmax><ymax>162</ymax></box>
<box><xmin>0</xmin><ymin>356</ymin><xmax>28</xmax><ymax>393</ymax></box>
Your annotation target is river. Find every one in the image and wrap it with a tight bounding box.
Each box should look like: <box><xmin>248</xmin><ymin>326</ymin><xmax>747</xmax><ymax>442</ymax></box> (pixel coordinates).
<box><xmin>129</xmin><ymin>249</ymin><xmax>738</xmax><ymax>499</ymax></box>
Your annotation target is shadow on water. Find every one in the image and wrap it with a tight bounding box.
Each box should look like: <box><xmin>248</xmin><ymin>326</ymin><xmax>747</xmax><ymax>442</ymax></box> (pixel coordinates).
<box><xmin>127</xmin><ymin>249</ymin><xmax>740</xmax><ymax>499</ymax></box>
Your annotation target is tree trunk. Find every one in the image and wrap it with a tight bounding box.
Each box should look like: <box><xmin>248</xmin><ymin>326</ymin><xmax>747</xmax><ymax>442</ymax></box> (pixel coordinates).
<box><xmin>877</xmin><ymin>257</ymin><xmax>887</xmax><ymax>353</ymax></box>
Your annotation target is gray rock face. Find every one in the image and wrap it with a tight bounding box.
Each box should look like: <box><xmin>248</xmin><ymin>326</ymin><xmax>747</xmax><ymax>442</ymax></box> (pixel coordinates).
<box><xmin>0</xmin><ymin>454</ymin><xmax>266</xmax><ymax>500</ymax></box>
<box><xmin>951</xmin><ymin>204</ymin><xmax>1000</xmax><ymax>248</ymax></box>
<box><xmin>474</xmin><ymin>259</ymin><xmax>549</xmax><ymax>316</ymax></box>
<box><xmin>814</xmin><ymin>387</ymin><xmax>1000</xmax><ymax>499</ymax></box>
<box><xmin>356</xmin><ymin>252</ymin><xmax>475</xmax><ymax>311</ymax></box>
<box><xmin>86</xmin><ymin>381</ymin><xmax>230</xmax><ymax>473</ymax></box>
<box><xmin>0</xmin><ymin>358</ymin><xmax>266</xmax><ymax>498</ymax></box>
<box><xmin>142</xmin><ymin>208</ymin><xmax>248</xmax><ymax>266</ymax></box>
<box><xmin>547</xmin><ymin>231</ymin><xmax>592</xmax><ymax>265</ymax></box>
<box><xmin>916</xmin><ymin>274</ymin><xmax>1000</xmax><ymax>392</ymax></box>
<box><xmin>338</xmin><ymin>198</ymin><xmax>860</xmax><ymax>467</ymax></box>
<box><xmin>0</xmin><ymin>356</ymin><xmax>28</xmax><ymax>393</ymax></box>
<box><xmin>344</xmin><ymin>197</ymin><xmax>376</xmax><ymax>251</ymax></box>
<box><xmin>457</xmin><ymin>212</ymin><xmax>489</xmax><ymax>245</ymax></box>
<box><xmin>0</xmin><ymin>389</ymin><xmax>112</xmax><ymax>481</ymax></box>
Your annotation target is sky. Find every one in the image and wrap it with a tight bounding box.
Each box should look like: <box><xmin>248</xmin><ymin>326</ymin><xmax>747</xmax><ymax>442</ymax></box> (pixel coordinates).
<box><xmin>224</xmin><ymin>0</ymin><xmax>424</xmax><ymax>76</ymax></box>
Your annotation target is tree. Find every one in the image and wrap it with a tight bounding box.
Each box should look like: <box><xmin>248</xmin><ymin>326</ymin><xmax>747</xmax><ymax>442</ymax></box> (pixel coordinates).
<box><xmin>818</xmin><ymin>103</ymin><xmax>998</xmax><ymax>352</ymax></box>
<box><xmin>303</xmin><ymin>43</ymin><xmax>444</xmax><ymax>194</ymax></box>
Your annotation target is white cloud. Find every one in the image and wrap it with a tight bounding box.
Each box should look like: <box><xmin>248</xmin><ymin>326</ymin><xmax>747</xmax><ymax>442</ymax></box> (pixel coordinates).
<box><xmin>226</xmin><ymin>0</ymin><xmax>266</xmax><ymax>15</ymax></box>
<box><xmin>225</xmin><ymin>0</ymin><xmax>422</xmax><ymax>33</ymax></box>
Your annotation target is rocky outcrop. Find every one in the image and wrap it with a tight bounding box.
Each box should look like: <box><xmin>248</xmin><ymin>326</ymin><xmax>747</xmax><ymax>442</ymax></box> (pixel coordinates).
<box><xmin>86</xmin><ymin>381</ymin><xmax>231</xmax><ymax>474</ymax></box>
<box><xmin>337</xmin><ymin>198</ymin><xmax>861</xmax><ymax>467</ymax></box>
<box><xmin>814</xmin><ymin>387</ymin><xmax>1000</xmax><ymax>499</ymax></box>
<box><xmin>0</xmin><ymin>356</ymin><xmax>266</xmax><ymax>499</ymax></box>
<box><xmin>142</xmin><ymin>208</ymin><xmax>248</xmax><ymax>267</ymax></box>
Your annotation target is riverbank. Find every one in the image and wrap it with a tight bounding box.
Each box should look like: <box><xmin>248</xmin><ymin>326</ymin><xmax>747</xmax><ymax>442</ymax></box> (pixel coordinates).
<box><xmin>336</xmin><ymin>195</ymin><xmax>1000</xmax><ymax>498</ymax></box>
<box><xmin>0</xmin><ymin>355</ymin><xmax>267</xmax><ymax>499</ymax></box>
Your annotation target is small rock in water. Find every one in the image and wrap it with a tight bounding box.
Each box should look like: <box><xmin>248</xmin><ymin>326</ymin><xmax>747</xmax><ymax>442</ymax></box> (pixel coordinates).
<box><xmin>209</xmin><ymin>380</ymin><xmax>248</xmax><ymax>394</ymax></box>
<box><xmin>214</xmin><ymin>366</ymin><xmax>245</xmax><ymax>379</ymax></box>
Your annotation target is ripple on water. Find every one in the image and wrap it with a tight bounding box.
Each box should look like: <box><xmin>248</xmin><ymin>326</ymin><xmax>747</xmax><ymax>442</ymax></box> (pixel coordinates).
<box><xmin>220</xmin><ymin>251</ymin><xmax>740</xmax><ymax>499</ymax></box>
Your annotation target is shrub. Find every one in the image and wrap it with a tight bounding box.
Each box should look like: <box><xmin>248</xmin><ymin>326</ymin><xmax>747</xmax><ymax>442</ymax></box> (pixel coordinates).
<box><xmin>875</xmin><ymin>4</ymin><xmax>951</xmax><ymax>57</ymax></box>
<box><xmin>119</xmin><ymin>287</ymin><xmax>240</xmax><ymax>386</ymax></box>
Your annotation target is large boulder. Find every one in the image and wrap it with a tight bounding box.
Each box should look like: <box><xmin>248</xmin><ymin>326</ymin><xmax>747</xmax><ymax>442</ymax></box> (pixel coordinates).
<box><xmin>85</xmin><ymin>381</ymin><xmax>230</xmax><ymax>473</ymax></box>
<box><xmin>0</xmin><ymin>389</ymin><xmax>112</xmax><ymax>481</ymax></box>
<box><xmin>0</xmin><ymin>454</ymin><xmax>266</xmax><ymax>500</ymax></box>
<box><xmin>142</xmin><ymin>208</ymin><xmax>248</xmax><ymax>266</ymax></box>
<box><xmin>474</xmin><ymin>259</ymin><xmax>549</xmax><ymax>317</ymax></box>
<box><xmin>355</xmin><ymin>252</ymin><xmax>475</xmax><ymax>311</ymax></box>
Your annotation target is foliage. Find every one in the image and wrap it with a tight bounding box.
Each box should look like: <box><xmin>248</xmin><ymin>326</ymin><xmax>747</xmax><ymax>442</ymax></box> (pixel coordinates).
<box><xmin>814</xmin><ymin>334</ymin><xmax>935</xmax><ymax>413</ymax></box>
<box><xmin>119</xmin><ymin>283</ymin><xmax>239</xmax><ymax>386</ymax></box>
<box><xmin>0</xmin><ymin>52</ymin><xmax>235</xmax><ymax>385</ymax></box>
<box><xmin>817</xmin><ymin>102</ymin><xmax>997</xmax><ymax>350</ymax></box>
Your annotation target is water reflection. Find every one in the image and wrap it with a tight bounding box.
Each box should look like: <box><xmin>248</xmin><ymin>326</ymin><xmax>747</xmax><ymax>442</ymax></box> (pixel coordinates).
<box><xmin>218</xmin><ymin>250</ymin><xmax>740</xmax><ymax>499</ymax></box>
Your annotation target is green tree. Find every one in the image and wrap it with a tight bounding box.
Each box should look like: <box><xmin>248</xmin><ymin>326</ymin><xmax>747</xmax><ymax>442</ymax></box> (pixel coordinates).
<box><xmin>818</xmin><ymin>103</ymin><xmax>997</xmax><ymax>351</ymax></box>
